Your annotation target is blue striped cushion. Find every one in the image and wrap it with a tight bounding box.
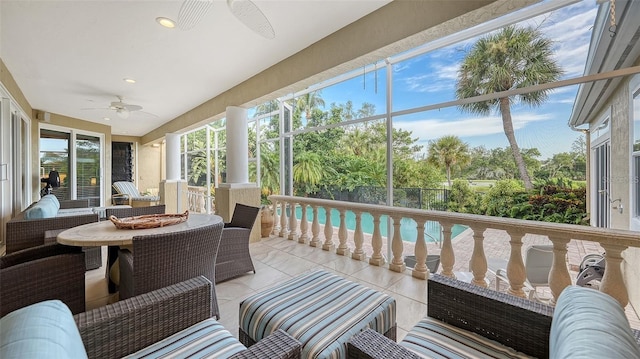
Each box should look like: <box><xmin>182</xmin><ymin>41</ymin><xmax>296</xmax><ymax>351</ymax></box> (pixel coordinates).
<box><xmin>124</xmin><ymin>319</ymin><xmax>246</xmax><ymax>359</ymax></box>
<box><xmin>240</xmin><ymin>270</ymin><xmax>396</xmax><ymax>359</ymax></box>
<box><xmin>113</xmin><ymin>182</ymin><xmax>141</xmax><ymax>197</ymax></box>
<box><xmin>400</xmin><ymin>317</ymin><xmax>532</xmax><ymax>359</ymax></box>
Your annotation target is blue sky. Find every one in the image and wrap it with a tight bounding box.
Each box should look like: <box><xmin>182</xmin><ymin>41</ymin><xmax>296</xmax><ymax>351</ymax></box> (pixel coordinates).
<box><xmin>319</xmin><ymin>0</ymin><xmax>598</xmax><ymax>159</ymax></box>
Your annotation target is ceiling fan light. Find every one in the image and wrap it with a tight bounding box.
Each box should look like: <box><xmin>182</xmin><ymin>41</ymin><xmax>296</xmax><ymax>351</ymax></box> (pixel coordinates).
<box><xmin>116</xmin><ymin>108</ymin><xmax>130</xmax><ymax>119</ymax></box>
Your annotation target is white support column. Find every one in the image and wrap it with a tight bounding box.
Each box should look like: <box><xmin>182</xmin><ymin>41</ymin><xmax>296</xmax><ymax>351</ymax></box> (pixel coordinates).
<box><xmin>165</xmin><ymin>133</ymin><xmax>181</xmax><ymax>181</ymax></box>
<box><xmin>160</xmin><ymin>133</ymin><xmax>187</xmax><ymax>213</ymax></box>
<box><xmin>225</xmin><ymin>106</ymin><xmax>248</xmax><ymax>185</ymax></box>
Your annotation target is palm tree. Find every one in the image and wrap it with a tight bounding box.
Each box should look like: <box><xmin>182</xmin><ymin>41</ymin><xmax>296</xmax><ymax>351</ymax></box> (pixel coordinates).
<box><xmin>427</xmin><ymin>135</ymin><xmax>470</xmax><ymax>187</ymax></box>
<box><xmin>296</xmin><ymin>91</ymin><xmax>325</xmax><ymax>121</ymax></box>
<box><xmin>293</xmin><ymin>151</ymin><xmax>325</xmax><ymax>195</ymax></box>
<box><xmin>456</xmin><ymin>25</ymin><xmax>562</xmax><ymax>190</ymax></box>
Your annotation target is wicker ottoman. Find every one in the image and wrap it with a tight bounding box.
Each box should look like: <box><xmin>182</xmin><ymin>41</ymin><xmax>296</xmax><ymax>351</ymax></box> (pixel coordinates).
<box><xmin>239</xmin><ymin>270</ymin><xmax>396</xmax><ymax>359</ymax></box>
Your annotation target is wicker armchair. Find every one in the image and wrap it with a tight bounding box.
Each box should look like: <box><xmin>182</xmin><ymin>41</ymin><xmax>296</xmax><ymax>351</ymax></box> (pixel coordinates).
<box><xmin>74</xmin><ymin>276</ymin><xmax>301</xmax><ymax>359</ymax></box>
<box><xmin>104</xmin><ymin>205</ymin><xmax>166</xmax><ymax>293</ymax></box>
<box><xmin>0</xmin><ymin>244</ymin><xmax>85</xmax><ymax>317</ymax></box>
<box><xmin>216</xmin><ymin>203</ymin><xmax>260</xmax><ymax>283</ymax></box>
<box><xmin>118</xmin><ymin>221</ymin><xmax>225</xmax><ymax>318</ymax></box>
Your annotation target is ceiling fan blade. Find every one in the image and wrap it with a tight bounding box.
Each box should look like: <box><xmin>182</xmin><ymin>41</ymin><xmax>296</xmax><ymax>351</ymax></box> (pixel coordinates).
<box><xmin>227</xmin><ymin>0</ymin><xmax>275</xmax><ymax>39</ymax></box>
<box><xmin>178</xmin><ymin>0</ymin><xmax>214</xmax><ymax>30</ymax></box>
<box><xmin>123</xmin><ymin>104</ymin><xmax>143</xmax><ymax>112</ymax></box>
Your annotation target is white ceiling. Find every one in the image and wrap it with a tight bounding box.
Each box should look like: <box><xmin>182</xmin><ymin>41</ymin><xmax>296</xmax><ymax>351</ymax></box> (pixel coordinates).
<box><xmin>1</xmin><ymin>0</ymin><xmax>390</xmax><ymax>136</ymax></box>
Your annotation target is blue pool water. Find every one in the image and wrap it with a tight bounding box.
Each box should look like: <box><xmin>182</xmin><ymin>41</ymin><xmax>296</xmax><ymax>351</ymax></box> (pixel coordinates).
<box><xmin>287</xmin><ymin>206</ymin><xmax>467</xmax><ymax>243</ymax></box>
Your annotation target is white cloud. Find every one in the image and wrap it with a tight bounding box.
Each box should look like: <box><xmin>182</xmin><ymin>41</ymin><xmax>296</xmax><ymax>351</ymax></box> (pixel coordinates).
<box><xmin>395</xmin><ymin>112</ymin><xmax>553</xmax><ymax>140</ymax></box>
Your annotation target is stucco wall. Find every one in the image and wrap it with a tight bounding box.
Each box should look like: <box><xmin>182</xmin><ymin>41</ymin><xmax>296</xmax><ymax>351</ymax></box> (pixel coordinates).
<box><xmin>590</xmin><ymin>73</ymin><xmax>639</xmax><ymax>316</ymax></box>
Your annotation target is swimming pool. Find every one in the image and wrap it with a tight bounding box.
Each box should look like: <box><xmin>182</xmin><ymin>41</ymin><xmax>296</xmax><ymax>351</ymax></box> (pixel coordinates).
<box><xmin>288</xmin><ymin>206</ymin><xmax>467</xmax><ymax>243</ymax></box>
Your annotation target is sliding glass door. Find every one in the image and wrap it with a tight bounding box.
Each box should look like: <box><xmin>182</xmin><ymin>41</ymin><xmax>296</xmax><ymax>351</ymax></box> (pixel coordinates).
<box><xmin>40</xmin><ymin>126</ymin><xmax>104</xmax><ymax>206</ymax></box>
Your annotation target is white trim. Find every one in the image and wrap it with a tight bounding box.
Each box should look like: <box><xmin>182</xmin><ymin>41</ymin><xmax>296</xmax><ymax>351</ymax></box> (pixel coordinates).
<box><xmin>629</xmin><ymin>74</ymin><xmax>640</xmax><ymax>230</ymax></box>
<box><xmin>590</xmin><ymin>109</ymin><xmax>612</xmax><ymax>228</ymax></box>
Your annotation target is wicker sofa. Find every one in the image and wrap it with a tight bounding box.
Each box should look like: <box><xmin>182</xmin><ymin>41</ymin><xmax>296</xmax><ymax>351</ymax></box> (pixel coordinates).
<box><xmin>0</xmin><ymin>276</ymin><xmax>301</xmax><ymax>359</ymax></box>
<box><xmin>348</xmin><ymin>274</ymin><xmax>640</xmax><ymax>358</ymax></box>
<box><xmin>5</xmin><ymin>195</ymin><xmax>100</xmax><ymax>270</ymax></box>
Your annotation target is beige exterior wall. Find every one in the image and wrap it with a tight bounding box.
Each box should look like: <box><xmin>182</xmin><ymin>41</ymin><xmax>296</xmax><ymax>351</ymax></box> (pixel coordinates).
<box><xmin>136</xmin><ymin>143</ymin><xmax>163</xmax><ymax>195</ymax></box>
<box><xmin>589</xmin><ymin>71</ymin><xmax>640</xmax><ymax>316</ymax></box>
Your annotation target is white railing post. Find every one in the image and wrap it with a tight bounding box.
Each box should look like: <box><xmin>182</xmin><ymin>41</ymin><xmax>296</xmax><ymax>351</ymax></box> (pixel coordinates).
<box><xmin>505</xmin><ymin>230</ymin><xmax>527</xmax><ymax>298</ymax></box>
<box><xmin>299</xmin><ymin>203</ymin><xmax>309</xmax><ymax>244</ymax></box>
<box><xmin>412</xmin><ymin>219</ymin><xmax>428</xmax><ymax>279</ymax></box>
<box><xmin>389</xmin><ymin>215</ymin><xmax>406</xmax><ymax>273</ymax></box>
<box><xmin>440</xmin><ymin>222</ymin><xmax>455</xmax><ymax>278</ymax></box>
<box><xmin>288</xmin><ymin>202</ymin><xmax>298</xmax><ymax>241</ymax></box>
<box><xmin>279</xmin><ymin>201</ymin><xmax>288</xmax><ymax>238</ymax></box>
<box><xmin>469</xmin><ymin>226</ymin><xmax>488</xmax><ymax>287</ymax></box>
<box><xmin>548</xmin><ymin>236</ymin><xmax>572</xmax><ymax>305</ymax></box>
<box><xmin>352</xmin><ymin>210</ymin><xmax>366</xmax><ymax>260</ymax></box>
<box><xmin>336</xmin><ymin>209</ymin><xmax>349</xmax><ymax>256</ymax></box>
<box><xmin>271</xmin><ymin>201</ymin><xmax>280</xmax><ymax>235</ymax></box>
<box><xmin>322</xmin><ymin>206</ymin><xmax>334</xmax><ymax>251</ymax></box>
<box><xmin>369</xmin><ymin>213</ymin><xmax>385</xmax><ymax>266</ymax></box>
<box><xmin>310</xmin><ymin>205</ymin><xmax>321</xmax><ymax>247</ymax></box>
<box><xmin>599</xmin><ymin>244</ymin><xmax>629</xmax><ymax>307</ymax></box>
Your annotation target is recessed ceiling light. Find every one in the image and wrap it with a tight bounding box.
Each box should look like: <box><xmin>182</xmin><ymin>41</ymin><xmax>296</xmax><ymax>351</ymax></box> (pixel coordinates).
<box><xmin>123</xmin><ymin>78</ymin><xmax>136</xmax><ymax>84</ymax></box>
<box><xmin>156</xmin><ymin>17</ymin><xmax>176</xmax><ymax>29</ymax></box>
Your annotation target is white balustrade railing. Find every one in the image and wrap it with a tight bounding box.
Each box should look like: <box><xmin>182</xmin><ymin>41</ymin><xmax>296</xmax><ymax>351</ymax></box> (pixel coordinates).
<box><xmin>186</xmin><ymin>186</ymin><xmax>213</xmax><ymax>213</ymax></box>
<box><xmin>268</xmin><ymin>195</ymin><xmax>640</xmax><ymax>306</ymax></box>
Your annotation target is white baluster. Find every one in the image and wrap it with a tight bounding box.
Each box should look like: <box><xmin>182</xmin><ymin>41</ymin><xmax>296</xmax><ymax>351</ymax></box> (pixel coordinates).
<box><xmin>469</xmin><ymin>226</ymin><xmax>488</xmax><ymax>287</ymax></box>
<box><xmin>299</xmin><ymin>203</ymin><xmax>308</xmax><ymax>244</ymax></box>
<box><xmin>336</xmin><ymin>209</ymin><xmax>349</xmax><ymax>256</ymax></box>
<box><xmin>352</xmin><ymin>211</ymin><xmax>366</xmax><ymax>261</ymax></box>
<box><xmin>288</xmin><ymin>202</ymin><xmax>298</xmax><ymax>241</ymax></box>
<box><xmin>271</xmin><ymin>201</ymin><xmax>280</xmax><ymax>235</ymax></box>
<box><xmin>322</xmin><ymin>206</ymin><xmax>334</xmax><ymax>251</ymax></box>
<box><xmin>599</xmin><ymin>244</ymin><xmax>629</xmax><ymax>307</ymax></box>
<box><xmin>279</xmin><ymin>201</ymin><xmax>288</xmax><ymax>238</ymax></box>
<box><xmin>310</xmin><ymin>205</ymin><xmax>321</xmax><ymax>247</ymax></box>
<box><xmin>369</xmin><ymin>214</ymin><xmax>385</xmax><ymax>266</ymax></box>
<box><xmin>440</xmin><ymin>222</ymin><xmax>455</xmax><ymax>278</ymax></box>
<box><xmin>412</xmin><ymin>219</ymin><xmax>428</xmax><ymax>279</ymax></box>
<box><xmin>547</xmin><ymin>236</ymin><xmax>572</xmax><ymax>305</ymax></box>
<box><xmin>389</xmin><ymin>215</ymin><xmax>405</xmax><ymax>273</ymax></box>
<box><xmin>504</xmin><ymin>230</ymin><xmax>527</xmax><ymax>297</ymax></box>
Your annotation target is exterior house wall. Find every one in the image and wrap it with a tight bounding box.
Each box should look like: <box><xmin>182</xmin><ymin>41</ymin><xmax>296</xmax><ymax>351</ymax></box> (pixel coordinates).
<box><xmin>589</xmin><ymin>71</ymin><xmax>640</xmax><ymax>316</ymax></box>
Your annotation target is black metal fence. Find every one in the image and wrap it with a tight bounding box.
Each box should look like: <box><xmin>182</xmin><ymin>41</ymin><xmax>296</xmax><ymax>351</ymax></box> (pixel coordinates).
<box><xmin>311</xmin><ymin>186</ymin><xmax>449</xmax><ymax>211</ymax></box>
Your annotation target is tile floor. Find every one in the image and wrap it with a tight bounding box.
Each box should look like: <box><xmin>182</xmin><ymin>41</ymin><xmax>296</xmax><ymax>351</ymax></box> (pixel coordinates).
<box><xmin>85</xmin><ymin>234</ymin><xmax>640</xmax><ymax>344</ymax></box>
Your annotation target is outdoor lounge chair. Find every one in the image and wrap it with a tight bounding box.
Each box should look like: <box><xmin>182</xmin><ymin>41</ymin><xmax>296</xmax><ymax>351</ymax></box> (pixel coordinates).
<box><xmin>0</xmin><ymin>243</ymin><xmax>85</xmax><ymax>317</ymax></box>
<box><xmin>215</xmin><ymin>203</ymin><xmax>260</xmax><ymax>283</ymax></box>
<box><xmin>487</xmin><ymin>244</ymin><xmax>554</xmax><ymax>301</ymax></box>
<box><xmin>118</xmin><ymin>221</ymin><xmax>225</xmax><ymax>318</ymax></box>
<box><xmin>111</xmin><ymin>181</ymin><xmax>159</xmax><ymax>207</ymax></box>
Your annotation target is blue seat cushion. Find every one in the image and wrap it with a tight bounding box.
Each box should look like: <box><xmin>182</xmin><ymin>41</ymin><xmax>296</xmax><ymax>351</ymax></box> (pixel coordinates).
<box><xmin>0</xmin><ymin>300</ymin><xmax>87</xmax><ymax>359</ymax></box>
<box><xmin>400</xmin><ymin>317</ymin><xmax>531</xmax><ymax>358</ymax></box>
<box><xmin>240</xmin><ymin>270</ymin><xmax>396</xmax><ymax>359</ymax></box>
<box><xmin>24</xmin><ymin>198</ymin><xmax>58</xmax><ymax>219</ymax></box>
<box><xmin>41</xmin><ymin>194</ymin><xmax>61</xmax><ymax>209</ymax></box>
<box><xmin>124</xmin><ymin>319</ymin><xmax>246</xmax><ymax>358</ymax></box>
<box><xmin>550</xmin><ymin>286</ymin><xmax>640</xmax><ymax>358</ymax></box>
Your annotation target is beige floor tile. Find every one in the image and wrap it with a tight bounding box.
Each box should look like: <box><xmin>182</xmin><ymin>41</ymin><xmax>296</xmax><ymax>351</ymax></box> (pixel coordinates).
<box><xmin>215</xmin><ymin>281</ymin><xmax>256</xmax><ymax>302</ymax></box>
<box><xmin>386</xmin><ymin>275</ymin><xmax>429</xmax><ymax>304</ymax></box>
<box><xmin>386</xmin><ymin>291</ymin><xmax>428</xmax><ymax>333</ymax></box>
<box><xmin>350</xmin><ymin>264</ymin><xmax>406</xmax><ymax>289</ymax></box>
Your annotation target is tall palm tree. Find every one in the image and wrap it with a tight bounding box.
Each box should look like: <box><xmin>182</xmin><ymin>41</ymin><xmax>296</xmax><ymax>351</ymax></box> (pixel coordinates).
<box><xmin>296</xmin><ymin>91</ymin><xmax>325</xmax><ymax>121</ymax></box>
<box><xmin>293</xmin><ymin>151</ymin><xmax>325</xmax><ymax>194</ymax></box>
<box><xmin>456</xmin><ymin>25</ymin><xmax>562</xmax><ymax>190</ymax></box>
<box><xmin>427</xmin><ymin>135</ymin><xmax>470</xmax><ymax>187</ymax></box>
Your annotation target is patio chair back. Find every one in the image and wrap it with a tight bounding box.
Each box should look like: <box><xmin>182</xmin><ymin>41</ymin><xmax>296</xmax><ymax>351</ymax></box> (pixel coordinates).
<box><xmin>525</xmin><ymin>245</ymin><xmax>554</xmax><ymax>286</ymax></box>
<box><xmin>119</xmin><ymin>221</ymin><xmax>224</xmax><ymax>317</ymax></box>
<box><xmin>105</xmin><ymin>205</ymin><xmax>166</xmax><ymax>219</ymax></box>
<box><xmin>112</xmin><ymin>181</ymin><xmax>142</xmax><ymax>197</ymax></box>
<box><xmin>226</xmin><ymin>203</ymin><xmax>260</xmax><ymax>229</ymax></box>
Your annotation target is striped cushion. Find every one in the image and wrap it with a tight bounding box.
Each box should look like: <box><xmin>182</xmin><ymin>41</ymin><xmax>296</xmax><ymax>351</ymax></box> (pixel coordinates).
<box><xmin>124</xmin><ymin>319</ymin><xmax>246</xmax><ymax>359</ymax></box>
<box><xmin>240</xmin><ymin>270</ymin><xmax>396</xmax><ymax>359</ymax></box>
<box><xmin>400</xmin><ymin>317</ymin><xmax>532</xmax><ymax>359</ymax></box>
<box><xmin>113</xmin><ymin>181</ymin><xmax>141</xmax><ymax>196</ymax></box>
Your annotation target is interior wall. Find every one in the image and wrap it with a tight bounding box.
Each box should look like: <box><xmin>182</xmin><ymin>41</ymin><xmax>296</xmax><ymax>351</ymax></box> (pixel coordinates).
<box><xmin>136</xmin><ymin>144</ymin><xmax>162</xmax><ymax>195</ymax></box>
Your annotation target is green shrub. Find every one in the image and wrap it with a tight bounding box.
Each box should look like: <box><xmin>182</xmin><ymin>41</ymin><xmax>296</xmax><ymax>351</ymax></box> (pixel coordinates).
<box><xmin>447</xmin><ymin>179</ymin><xmax>482</xmax><ymax>213</ymax></box>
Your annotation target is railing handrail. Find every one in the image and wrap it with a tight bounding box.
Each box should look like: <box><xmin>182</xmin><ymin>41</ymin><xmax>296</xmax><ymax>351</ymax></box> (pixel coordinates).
<box><xmin>268</xmin><ymin>195</ymin><xmax>640</xmax><ymax>248</ymax></box>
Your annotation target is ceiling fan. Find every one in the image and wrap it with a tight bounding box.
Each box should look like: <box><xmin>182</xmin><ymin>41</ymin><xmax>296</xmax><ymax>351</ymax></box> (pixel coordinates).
<box><xmin>176</xmin><ymin>0</ymin><xmax>275</xmax><ymax>39</ymax></box>
<box><xmin>82</xmin><ymin>96</ymin><xmax>143</xmax><ymax>119</ymax></box>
